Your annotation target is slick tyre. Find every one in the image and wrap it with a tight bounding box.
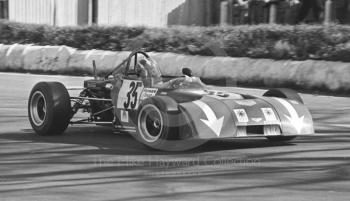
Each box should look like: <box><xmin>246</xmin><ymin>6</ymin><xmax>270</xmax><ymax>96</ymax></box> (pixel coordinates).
<box><xmin>263</xmin><ymin>88</ymin><xmax>301</xmax><ymax>142</ymax></box>
<box><xmin>136</xmin><ymin>98</ymin><xmax>179</xmax><ymax>150</ymax></box>
<box><xmin>263</xmin><ymin>88</ymin><xmax>303</xmax><ymax>104</ymax></box>
<box><xmin>28</xmin><ymin>82</ymin><xmax>71</xmax><ymax>136</ymax></box>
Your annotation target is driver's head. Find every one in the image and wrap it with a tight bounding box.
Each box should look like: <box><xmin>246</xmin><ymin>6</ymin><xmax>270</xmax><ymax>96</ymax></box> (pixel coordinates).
<box><xmin>139</xmin><ymin>58</ymin><xmax>162</xmax><ymax>78</ymax></box>
<box><xmin>182</xmin><ymin>68</ymin><xmax>193</xmax><ymax>77</ymax></box>
<box><xmin>138</xmin><ymin>58</ymin><xmax>163</xmax><ymax>87</ymax></box>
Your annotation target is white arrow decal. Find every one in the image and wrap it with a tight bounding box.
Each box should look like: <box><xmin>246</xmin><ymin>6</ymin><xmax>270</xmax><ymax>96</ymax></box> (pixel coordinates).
<box><xmin>193</xmin><ymin>100</ymin><xmax>224</xmax><ymax>137</ymax></box>
<box><xmin>274</xmin><ymin>98</ymin><xmax>304</xmax><ymax>134</ymax></box>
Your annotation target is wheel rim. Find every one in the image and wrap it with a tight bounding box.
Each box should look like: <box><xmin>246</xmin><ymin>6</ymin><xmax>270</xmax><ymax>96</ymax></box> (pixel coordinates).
<box><xmin>138</xmin><ymin>104</ymin><xmax>163</xmax><ymax>143</ymax></box>
<box><xmin>30</xmin><ymin>91</ymin><xmax>47</xmax><ymax>126</ymax></box>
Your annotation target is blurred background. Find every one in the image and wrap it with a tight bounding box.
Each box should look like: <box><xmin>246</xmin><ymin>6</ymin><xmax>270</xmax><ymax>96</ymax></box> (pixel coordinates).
<box><xmin>0</xmin><ymin>0</ymin><xmax>349</xmax><ymax>27</ymax></box>
<box><xmin>0</xmin><ymin>0</ymin><xmax>350</xmax><ymax>91</ymax></box>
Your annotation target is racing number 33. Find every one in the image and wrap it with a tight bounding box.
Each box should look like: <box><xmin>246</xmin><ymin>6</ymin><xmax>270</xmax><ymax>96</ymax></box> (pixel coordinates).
<box><xmin>124</xmin><ymin>81</ymin><xmax>142</xmax><ymax>109</ymax></box>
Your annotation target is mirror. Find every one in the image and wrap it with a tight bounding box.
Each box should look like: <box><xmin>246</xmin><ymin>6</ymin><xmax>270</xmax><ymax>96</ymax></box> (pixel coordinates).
<box><xmin>182</xmin><ymin>68</ymin><xmax>193</xmax><ymax>77</ymax></box>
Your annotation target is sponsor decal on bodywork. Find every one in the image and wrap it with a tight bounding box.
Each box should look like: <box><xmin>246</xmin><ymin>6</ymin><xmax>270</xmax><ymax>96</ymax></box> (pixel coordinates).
<box><xmin>140</xmin><ymin>88</ymin><xmax>158</xmax><ymax>100</ymax></box>
<box><xmin>120</xmin><ymin>110</ymin><xmax>129</xmax><ymax>123</ymax></box>
<box><xmin>233</xmin><ymin>109</ymin><xmax>249</xmax><ymax>123</ymax></box>
<box><xmin>221</xmin><ymin>98</ymin><xmax>281</xmax><ymax>127</ymax></box>
<box><xmin>261</xmin><ymin>108</ymin><xmax>277</xmax><ymax>122</ymax></box>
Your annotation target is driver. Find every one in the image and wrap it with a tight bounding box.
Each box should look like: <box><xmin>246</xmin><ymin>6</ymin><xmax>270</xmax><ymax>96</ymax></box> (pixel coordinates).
<box><xmin>136</xmin><ymin>58</ymin><xmax>205</xmax><ymax>89</ymax></box>
<box><xmin>136</xmin><ymin>58</ymin><xmax>163</xmax><ymax>87</ymax></box>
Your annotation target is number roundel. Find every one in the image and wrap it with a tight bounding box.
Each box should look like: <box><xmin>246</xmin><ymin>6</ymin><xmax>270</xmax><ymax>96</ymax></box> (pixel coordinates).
<box><xmin>124</xmin><ymin>81</ymin><xmax>142</xmax><ymax>109</ymax></box>
<box><xmin>117</xmin><ymin>80</ymin><xmax>144</xmax><ymax>110</ymax></box>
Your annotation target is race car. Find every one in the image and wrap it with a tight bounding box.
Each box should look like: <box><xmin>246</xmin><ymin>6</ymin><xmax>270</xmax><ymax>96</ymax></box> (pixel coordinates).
<box><xmin>28</xmin><ymin>50</ymin><xmax>314</xmax><ymax>150</ymax></box>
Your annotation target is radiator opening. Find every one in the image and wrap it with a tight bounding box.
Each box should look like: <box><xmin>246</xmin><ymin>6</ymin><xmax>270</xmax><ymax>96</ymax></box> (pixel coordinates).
<box><xmin>246</xmin><ymin>125</ymin><xmax>264</xmax><ymax>135</ymax></box>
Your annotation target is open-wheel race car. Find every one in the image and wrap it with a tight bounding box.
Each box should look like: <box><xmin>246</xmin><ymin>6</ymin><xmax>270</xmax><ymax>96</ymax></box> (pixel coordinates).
<box><xmin>28</xmin><ymin>50</ymin><xmax>314</xmax><ymax>151</ymax></box>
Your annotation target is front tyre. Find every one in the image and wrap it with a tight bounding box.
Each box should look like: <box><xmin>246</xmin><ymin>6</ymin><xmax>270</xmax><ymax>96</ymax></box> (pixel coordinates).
<box><xmin>136</xmin><ymin>99</ymin><xmax>178</xmax><ymax>150</ymax></box>
<box><xmin>263</xmin><ymin>88</ymin><xmax>300</xmax><ymax>142</ymax></box>
<box><xmin>28</xmin><ymin>82</ymin><xmax>71</xmax><ymax>135</ymax></box>
<box><xmin>263</xmin><ymin>88</ymin><xmax>303</xmax><ymax>104</ymax></box>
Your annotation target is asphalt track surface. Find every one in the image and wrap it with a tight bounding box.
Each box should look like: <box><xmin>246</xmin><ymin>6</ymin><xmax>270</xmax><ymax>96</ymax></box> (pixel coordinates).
<box><xmin>0</xmin><ymin>72</ymin><xmax>350</xmax><ymax>201</ymax></box>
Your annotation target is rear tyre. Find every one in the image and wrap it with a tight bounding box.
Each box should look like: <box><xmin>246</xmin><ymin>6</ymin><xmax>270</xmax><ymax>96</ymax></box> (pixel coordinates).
<box><xmin>28</xmin><ymin>82</ymin><xmax>71</xmax><ymax>136</ymax></box>
<box><xmin>263</xmin><ymin>88</ymin><xmax>301</xmax><ymax>142</ymax></box>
